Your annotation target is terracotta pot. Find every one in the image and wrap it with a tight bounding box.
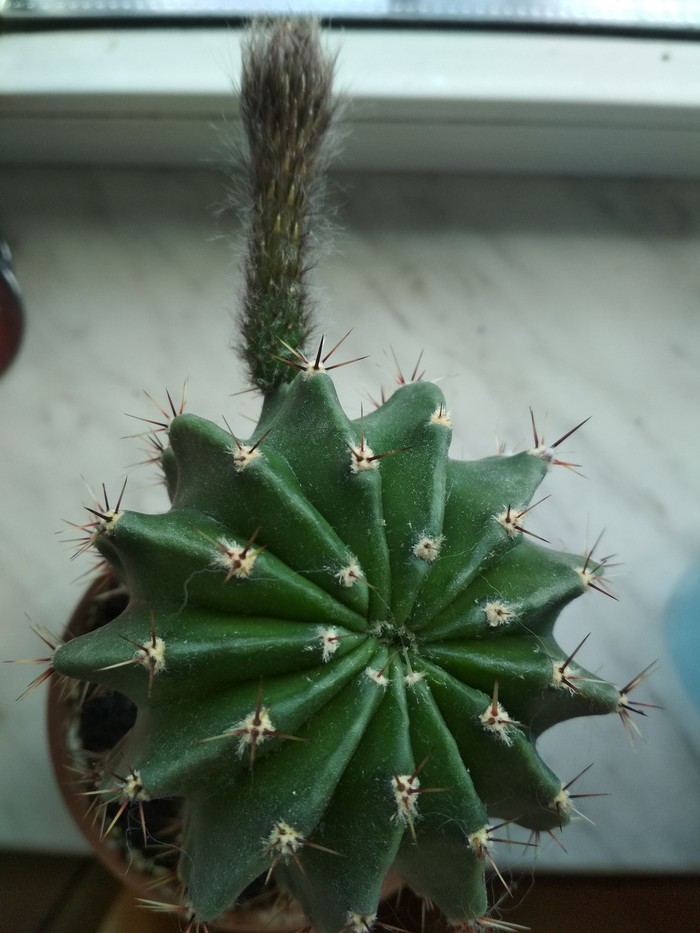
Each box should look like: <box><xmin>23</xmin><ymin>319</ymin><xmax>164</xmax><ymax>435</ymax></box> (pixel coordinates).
<box><xmin>47</xmin><ymin>579</ymin><xmax>142</xmax><ymax>893</ymax></box>
<box><xmin>48</xmin><ymin>576</ymin><xmax>402</xmax><ymax>932</ymax></box>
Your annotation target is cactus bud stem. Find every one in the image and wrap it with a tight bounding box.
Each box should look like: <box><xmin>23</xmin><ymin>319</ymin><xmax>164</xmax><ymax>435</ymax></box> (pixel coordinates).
<box><xmin>237</xmin><ymin>20</ymin><xmax>338</xmax><ymax>392</ymax></box>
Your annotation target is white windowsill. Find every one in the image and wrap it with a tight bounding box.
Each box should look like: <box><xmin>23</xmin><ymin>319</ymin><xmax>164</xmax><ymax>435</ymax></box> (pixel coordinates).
<box><xmin>2</xmin><ymin>27</ymin><xmax>700</xmax><ymax>174</ymax></box>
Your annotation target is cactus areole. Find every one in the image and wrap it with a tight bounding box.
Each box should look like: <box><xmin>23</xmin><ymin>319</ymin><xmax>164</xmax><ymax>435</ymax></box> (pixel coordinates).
<box><xmin>53</xmin><ymin>360</ymin><xmax>627</xmax><ymax>931</ymax></box>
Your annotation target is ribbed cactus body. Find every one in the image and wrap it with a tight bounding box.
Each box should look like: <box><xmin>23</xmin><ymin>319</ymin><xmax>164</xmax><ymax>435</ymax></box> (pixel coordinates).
<box><xmin>54</xmin><ymin>370</ymin><xmax>620</xmax><ymax>930</ymax></box>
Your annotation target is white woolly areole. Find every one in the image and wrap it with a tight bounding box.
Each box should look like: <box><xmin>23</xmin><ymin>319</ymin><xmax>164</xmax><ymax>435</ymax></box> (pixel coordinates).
<box><xmin>495</xmin><ymin>506</ymin><xmax>524</xmax><ymax>538</ymax></box>
<box><xmin>365</xmin><ymin>667</ymin><xmax>389</xmax><ymax>688</ymax></box>
<box><xmin>484</xmin><ymin>601</ymin><xmax>516</xmax><ymax>628</ymax></box>
<box><xmin>577</xmin><ymin>565</ymin><xmax>602</xmax><ymax>591</ymax></box>
<box><xmin>468</xmin><ymin>825</ymin><xmax>491</xmax><ymax>856</ymax></box>
<box><xmin>429</xmin><ymin>406</ymin><xmax>452</xmax><ymax>428</ymax></box>
<box><xmin>303</xmin><ymin>360</ymin><xmax>325</xmax><ymax>377</ymax></box>
<box><xmin>345</xmin><ymin>912</ymin><xmax>377</xmax><ymax>933</ymax></box>
<box><xmin>212</xmin><ymin>539</ymin><xmax>258</xmax><ymax>579</ymax></box>
<box><xmin>316</xmin><ymin>626</ymin><xmax>340</xmax><ymax>662</ymax></box>
<box><xmin>528</xmin><ymin>443</ymin><xmax>555</xmax><ymax>465</ymax></box>
<box><xmin>349</xmin><ymin>443</ymin><xmax>378</xmax><ymax>473</ymax></box>
<box><xmin>335</xmin><ymin>559</ymin><xmax>362</xmax><ymax>587</ymax></box>
<box><xmin>480</xmin><ymin>700</ymin><xmax>517</xmax><ymax>745</ymax></box>
<box><xmin>412</xmin><ymin>535</ymin><xmax>443</xmax><ymax>562</ymax></box>
<box><xmin>122</xmin><ymin>770</ymin><xmax>150</xmax><ymax>802</ymax></box>
<box><xmin>404</xmin><ymin>670</ymin><xmax>425</xmax><ymax>687</ymax></box>
<box><xmin>265</xmin><ymin>820</ymin><xmax>304</xmax><ymax>858</ymax></box>
<box><xmin>136</xmin><ymin>636</ymin><xmax>167</xmax><ymax>675</ymax></box>
<box><xmin>392</xmin><ymin>772</ymin><xmax>421</xmax><ymax>824</ymax></box>
<box><xmin>551</xmin><ymin>659</ymin><xmax>576</xmax><ymax>692</ymax></box>
<box><xmin>97</xmin><ymin>509</ymin><xmax>122</xmax><ymax>535</ymax></box>
<box><xmin>233</xmin><ymin>707</ymin><xmax>275</xmax><ymax>756</ymax></box>
<box><xmin>550</xmin><ymin>787</ymin><xmax>573</xmax><ymax>817</ymax></box>
<box><xmin>228</xmin><ymin>443</ymin><xmax>261</xmax><ymax>472</ymax></box>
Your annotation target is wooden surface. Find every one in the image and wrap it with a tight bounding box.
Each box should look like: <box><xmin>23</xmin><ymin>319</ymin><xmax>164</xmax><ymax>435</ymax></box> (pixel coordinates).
<box><xmin>0</xmin><ymin>851</ymin><xmax>117</xmax><ymax>933</ymax></box>
<box><xmin>0</xmin><ymin>852</ymin><xmax>697</xmax><ymax>932</ymax></box>
<box><xmin>100</xmin><ymin>889</ymin><xmax>175</xmax><ymax>933</ymax></box>
<box><xmin>98</xmin><ymin>875</ymin><xmax>700</xmax><ymax>933</ymax></box>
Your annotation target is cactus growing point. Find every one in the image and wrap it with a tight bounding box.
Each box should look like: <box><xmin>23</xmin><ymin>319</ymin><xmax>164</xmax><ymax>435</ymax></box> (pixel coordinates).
<box><xmin>40</xmin><ymin>18</ymin><xmax>653</xmax><ymax>933</ymax></box>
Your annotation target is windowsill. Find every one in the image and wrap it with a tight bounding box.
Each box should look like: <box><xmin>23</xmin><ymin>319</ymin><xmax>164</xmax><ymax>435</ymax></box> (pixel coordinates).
<box><xmin>2</xmin><ymin>27</ymin><xmax>700</xmax><ymax>174</ymax></box>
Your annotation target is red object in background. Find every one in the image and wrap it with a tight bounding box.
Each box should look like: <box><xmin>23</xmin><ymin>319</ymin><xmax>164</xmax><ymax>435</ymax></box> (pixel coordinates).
<box><xmin>0</xmin><ymin>240</ymin><xmax>24</xmax><ymax>376</ymax></box>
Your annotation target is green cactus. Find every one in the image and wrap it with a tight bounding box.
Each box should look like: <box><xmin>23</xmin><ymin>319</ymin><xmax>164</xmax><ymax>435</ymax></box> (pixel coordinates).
<box><xmin>54</xmin><ymin>366</ymin><xmax>632</xmax><ymax>930</ymax></box>
<box><xmin>45</xmin><ymin>18</ymin><xmax>652</xmax><ymax>933</ymax></box>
